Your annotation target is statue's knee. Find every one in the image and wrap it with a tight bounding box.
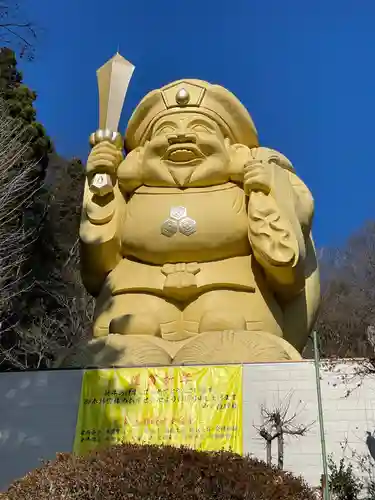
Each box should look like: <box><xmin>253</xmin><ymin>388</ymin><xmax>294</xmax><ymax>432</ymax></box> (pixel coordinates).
<box><xmin>109</xmin><ymin>313</ymin><xmax>161</xmax><ymax>336</ymax></box>
<box><xmin>199</xmin><ymin>310</ymin><xmax>246</xmax><ymax>333</ymax></box>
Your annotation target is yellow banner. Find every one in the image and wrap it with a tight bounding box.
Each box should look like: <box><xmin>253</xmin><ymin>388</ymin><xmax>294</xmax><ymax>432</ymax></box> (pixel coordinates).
<box><xmin>74</xmin><ymin>365</ymin><xmax>242</xmax><ymax>455</ymax></box>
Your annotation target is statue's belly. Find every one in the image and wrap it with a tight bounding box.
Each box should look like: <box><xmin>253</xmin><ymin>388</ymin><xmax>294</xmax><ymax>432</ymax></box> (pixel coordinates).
<box><xmin>122</xmin><ymin>183</ymin><xmax>250</xmax><ymax>265</ymax></box>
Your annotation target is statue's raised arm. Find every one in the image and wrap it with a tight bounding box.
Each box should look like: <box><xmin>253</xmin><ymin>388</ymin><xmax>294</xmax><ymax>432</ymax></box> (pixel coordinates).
<box><xmin>75</xmin><ymin>69</ymin><xmax>320</xmax><ymax>368</ymax></box>
<box><xmin>80</xmin><ymin>53</ymin><xmax>134</xmax><ymax>296</ymax></box>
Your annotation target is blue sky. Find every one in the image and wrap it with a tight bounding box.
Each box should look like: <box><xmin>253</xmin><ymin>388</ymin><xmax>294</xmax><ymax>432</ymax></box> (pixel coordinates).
<box><xmin>18</xmin><ymin>0</ymin><xmax>375</xmax><ymax>248</ymax></box>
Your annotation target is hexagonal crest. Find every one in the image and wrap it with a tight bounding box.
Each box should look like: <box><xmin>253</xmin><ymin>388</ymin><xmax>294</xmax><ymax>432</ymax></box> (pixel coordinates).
<box><xmin>161</xmin><ymin>218</ymin><xmax>178</xmax><ymax>237</ymax></box>
<box><xmin>170</xmin><ymin>206</ymin><xmax>187</xmax><ymax>221</ymax></box>
<box><xmin>179</xmin><ymin>217</ymin><xmax>197</xmax><ymax>236</ymax></box>
<box><xmin>90</xmin><ymin>173</ymin><xmax>113</xmax><ymax>196</ymax></box>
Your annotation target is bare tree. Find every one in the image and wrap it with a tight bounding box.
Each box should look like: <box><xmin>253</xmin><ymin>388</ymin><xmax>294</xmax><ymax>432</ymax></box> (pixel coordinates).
<box><xmin>0</xmin><ymin>1</ymin><xmax>37</xmax><ymax>59</ymax></box>
<box><xmin>255</xmin><ymin>392</ymin><xmax>315</xmax><ymax>469</ymax></box>
<box><xmin>0</xmin><ymin>96</ymin><xmax>45</xmax><ymax>366</ymax></box>
<box><xmin>314</xmin><ymin>221</ymin><xmax>375</xmax><ymax>359</ymax></box>
<box><xmin>0</xmin><ymin>98</ymin><xmax>38</xmax><ymax>315</ymax></box>
<box><xmin>0</xmin><ymin>97</ymin><xmax>93</xmax><ymax>370</ymax></box>
<box><xmin>0</xmin><ymin>282</ymin><xmax>94</xmax><ymax>370</ymax></box>
<box><xmin>318</xmin><ymin>320</ymin><xmax>375</xmax><ymax>399</ymax></box>
<box><xmin>320</xmin><ymin>355</ymin><xmax>375</xmax><ymax>399</ymax></box>
<box><xmin>316</xmin><ymin>226</ymin><xmax>375</xmax><ymax>395</ymax></box>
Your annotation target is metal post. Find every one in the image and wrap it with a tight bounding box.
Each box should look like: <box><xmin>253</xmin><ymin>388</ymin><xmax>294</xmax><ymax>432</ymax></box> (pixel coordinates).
<box><xmin>313</xmin><ymin>330</ymin><xmax>330</xmax><ymax>500</ymax></box>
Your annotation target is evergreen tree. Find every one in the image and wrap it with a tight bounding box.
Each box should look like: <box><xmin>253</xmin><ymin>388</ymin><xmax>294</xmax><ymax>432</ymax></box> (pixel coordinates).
<box><xmin>0</xmin><ymin>47</ymin><xmax>53</xmax><ymax>169</ymax></box>
<box><xmin>0</xmin><ymin>48</ymin><xmax>92</xmax><ymax>370</ymax></box>
<box><xmin>0</xmin><ymin>47</ymin><xmax>52</xmax><ymax>282</ymax></box>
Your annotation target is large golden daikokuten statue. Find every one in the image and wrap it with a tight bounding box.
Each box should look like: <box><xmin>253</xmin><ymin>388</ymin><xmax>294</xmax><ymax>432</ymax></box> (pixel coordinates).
<box><xmin>77</xmin><ymin>55</ymin><xmax>320</xmax><ymax>367</ymax></box>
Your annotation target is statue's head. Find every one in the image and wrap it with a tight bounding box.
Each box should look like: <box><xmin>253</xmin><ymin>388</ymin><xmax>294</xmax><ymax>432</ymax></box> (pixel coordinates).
<box><xmin>122</xmin><ymin>79</ymin><xmax>259</xmax><ymax>187</ymax></box>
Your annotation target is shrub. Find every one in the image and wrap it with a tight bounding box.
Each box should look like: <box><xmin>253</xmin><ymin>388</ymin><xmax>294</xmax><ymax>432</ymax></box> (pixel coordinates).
<box><xmin>0</xmin><ymin>443</ymin><xmax>315</xmax><ymax>500</ymax></box>
<box><xmin>327</xmin><ymin>456</ymin><xmax>363</xmax><ymax>500</ymax></box>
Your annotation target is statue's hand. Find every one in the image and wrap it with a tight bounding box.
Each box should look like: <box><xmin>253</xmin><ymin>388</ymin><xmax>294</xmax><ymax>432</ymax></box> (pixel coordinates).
<box><xmin>86</xmin><ymin>141</ymin><xmax>123</xmax><ymax>177</ymax></box>
<box><xmin>244</xmin><ymin>160</ymin><xmax>273</xmax><ymax>195</ymax></box>
<box><xmin>86</xmin><ymin>141</ymin><xmax>123</xmax><ymax>196</ymax></box>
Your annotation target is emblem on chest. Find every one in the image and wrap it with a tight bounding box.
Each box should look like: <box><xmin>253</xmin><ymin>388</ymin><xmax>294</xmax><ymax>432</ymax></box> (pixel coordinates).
<box><xmin>161</xmin><ymin>206</ymin><xmax>197</xmax><ymax>237</ymax></box>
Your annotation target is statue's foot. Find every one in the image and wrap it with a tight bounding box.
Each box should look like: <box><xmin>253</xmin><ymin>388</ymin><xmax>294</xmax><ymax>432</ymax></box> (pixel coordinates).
<box><xmin>56</xmin><ymin>335</ymin><xmax>172</xmax><ymax>368</ymax></box>
<box><xmin>173</xmin><ymin>330</ymin><xmax>302</xmax><ymax>365</ymax></box>
<box><xmin>248</xmin><ymin>192</ymin><xmax>298</xmax><ymax>267</ymax></box>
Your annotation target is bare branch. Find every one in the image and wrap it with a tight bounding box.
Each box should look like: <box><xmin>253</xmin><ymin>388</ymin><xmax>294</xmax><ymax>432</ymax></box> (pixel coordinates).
<box><xmin>0</xmin><ymin>98</ymin><xmax>39</xmax><ymax>311</ymax></box>
<box><xmin>0</xmin><ymin>1</ymin><xmax>37</xmax><ymax>59</ymax></box>
<box><xmin>315</xmin><ymin>222</ymin><xmax>375</xmax><ymax>360</ymax></box>
<box><xmin>0</xmin><ymin>96</ymin><xmax>94</xmax><ymax>370</ymax></box>
<box><xmin>255</xmin><ymin>391</ymin><xmax>315</xmax><ymax>469</ymax></box>
<box><xmin>0</xmin><ymin>287</ymin><xmax>94</xmax><ymax>370</ymax></box>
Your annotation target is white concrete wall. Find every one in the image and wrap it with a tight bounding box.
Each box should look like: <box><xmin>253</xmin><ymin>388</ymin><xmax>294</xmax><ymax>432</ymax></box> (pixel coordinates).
<box><xmin>243</xmin><ymin>362</ymin><xmax>322</xmax><ymax>486</ymax></box>
<box><xmin>243</xmin><ymin>361</ymin><xmax>375</xmax><ymax>488</ymax></box>
<box><xmin>1</xmin><ymin>361</ymin><xmax>375</xmax><ymax>491</ymax></box>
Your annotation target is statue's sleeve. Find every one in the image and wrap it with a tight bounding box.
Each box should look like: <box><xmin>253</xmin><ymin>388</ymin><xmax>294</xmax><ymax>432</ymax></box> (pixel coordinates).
<box><xmin>79</xmin><ymin>179</ymin><xmax>125</xmax><ymax>296</ymax></box>
<box><xmin>289</xmin><ymin>171</ymin><xmax>314</xmax><ymax>238</ymax></box>
<box><xmin>248</xmin><ymin>163</ymin><xmax>315</xmax><ymax>301</ymax></box>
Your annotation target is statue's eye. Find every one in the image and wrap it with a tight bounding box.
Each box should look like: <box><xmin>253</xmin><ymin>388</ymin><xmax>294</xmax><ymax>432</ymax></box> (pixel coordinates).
<box><xmin>191</xmin><ymin>124</ymin><xmax>211</xmax><ymax>133</ymax></box>
<box><xmin>154</xmin><ymin>125</ymin><xmax>175</xmax><ymax>136</ymax></box>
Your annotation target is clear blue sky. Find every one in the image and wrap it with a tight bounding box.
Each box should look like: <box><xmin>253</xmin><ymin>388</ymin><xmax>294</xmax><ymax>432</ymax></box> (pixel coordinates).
<box><xmin>17</xmin><ymin>0</ymin><xmax>375</xmax><ymax>248</ymax></box>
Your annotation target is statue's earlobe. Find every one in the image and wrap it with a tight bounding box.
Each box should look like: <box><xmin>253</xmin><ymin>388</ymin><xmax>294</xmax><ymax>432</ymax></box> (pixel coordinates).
<box><xmin>117</xmin><ymin>146</ymin><xmax>144</xmax><ymax>192</ymax></box>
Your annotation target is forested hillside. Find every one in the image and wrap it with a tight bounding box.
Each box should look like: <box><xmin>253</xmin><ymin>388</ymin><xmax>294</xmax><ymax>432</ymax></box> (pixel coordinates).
<box><xmin>313</xmin><ymin>222</ymin><xmax>375</xmax><ymax>358</ymax></box>
<box><xmin>0</xmin><ymin>5</ymin><xmax>373</xmax><ymax>369</ymax></box>
<box><xmin>0</xmin><ymin>43</ymin><xmax>92</xmax><ymax>370</ymax></box>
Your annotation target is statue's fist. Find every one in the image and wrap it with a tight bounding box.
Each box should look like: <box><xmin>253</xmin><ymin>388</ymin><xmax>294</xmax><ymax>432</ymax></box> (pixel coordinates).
<box><xmin>244</xmin><ymin>160</ymin><xmax>273</xmax><ymax>195</ymax></box>
<box><xmin>86</xmin><ymin>141</ymin><xmax>123</xmax><ymax>177</ymax></box>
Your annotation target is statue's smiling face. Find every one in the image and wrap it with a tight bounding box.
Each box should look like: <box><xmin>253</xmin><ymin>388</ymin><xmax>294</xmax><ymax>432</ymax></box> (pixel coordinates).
<box><xmin>141</xmin><ymin>113</ymin><xmax>231</xmax><ymax>186</ymax></box>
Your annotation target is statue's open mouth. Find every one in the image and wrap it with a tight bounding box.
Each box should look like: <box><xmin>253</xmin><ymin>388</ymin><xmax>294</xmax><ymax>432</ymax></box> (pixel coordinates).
<box><xmin>164</xmin><ymin>144</ymin><xmax>204</xmax><ymax>164</ymax></box>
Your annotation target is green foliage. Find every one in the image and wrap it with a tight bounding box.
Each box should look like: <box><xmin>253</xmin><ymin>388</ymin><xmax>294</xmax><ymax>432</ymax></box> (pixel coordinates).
<box><xmin>0</xmin><ymin>48</ymin><xmax>91</xmax><ymax>371</ymax></box>
<box><xmin>0</xmin><ymin>47</ymin><xmax>53</xmax><ymax>166</ymax></box>
<box><xmin>0</xmin><ymin>443</ymin><xmax>316</xmax><ymax>500</ymax></box>
<box><xmin>327</xmin><ymin>456</ymin><xmax>363</xmax><ymax>500</ymax></box>
<box><xmin>0</xmin><ymin>152</ymin><xmax>92</xmax><ymax>371</ymax></box>
<box><xmin>0</xmin><ymin>47</ymin><xmax>52</xmax><ymax>250</ymax></box>
<box><xmin>367</xmin><ymin>481</ymin><xmax>375</xmax><ymax>500</ymax></box>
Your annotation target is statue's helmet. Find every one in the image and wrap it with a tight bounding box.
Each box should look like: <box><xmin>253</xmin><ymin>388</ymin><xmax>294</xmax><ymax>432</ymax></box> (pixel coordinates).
<box><xmin>125</xmin><ymin>79</ymin><xmax>259</xmax><ymax>152</ymax></box>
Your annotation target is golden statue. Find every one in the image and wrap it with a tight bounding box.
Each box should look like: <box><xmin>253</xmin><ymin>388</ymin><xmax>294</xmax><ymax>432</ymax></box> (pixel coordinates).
<box><xmin>71</xmin><ymin>53</ymin><xmax>320</xmax><ymax>367</ymax></box>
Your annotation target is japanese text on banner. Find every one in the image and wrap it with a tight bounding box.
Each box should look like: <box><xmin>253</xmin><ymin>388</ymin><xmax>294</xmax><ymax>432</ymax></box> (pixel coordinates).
<box><xmin>74</xmin><ymin>365</ymin><xmax>242</xmax><ymax>455</ymax></box>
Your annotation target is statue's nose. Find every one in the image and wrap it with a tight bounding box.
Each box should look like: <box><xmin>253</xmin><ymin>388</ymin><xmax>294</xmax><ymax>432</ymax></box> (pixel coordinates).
<box><xmin>167</xmin><ymin>132</ymin><xmax>197</xmax><ymax>145</ymax></box>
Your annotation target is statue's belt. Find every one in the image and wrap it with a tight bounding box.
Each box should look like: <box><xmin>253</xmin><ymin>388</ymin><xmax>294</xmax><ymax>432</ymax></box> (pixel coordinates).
<box><xmin>105</xmin><ymin>256</ymin><xmax>256</xmax><ymax>301</ymax></box>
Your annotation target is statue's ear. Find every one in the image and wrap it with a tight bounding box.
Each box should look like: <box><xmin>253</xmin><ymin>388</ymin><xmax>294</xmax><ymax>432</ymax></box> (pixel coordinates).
<box><xmin>227</xmin><ymin>142</ymin><xmax>251</xmax><ymax>182</ymax></box>
<box><xmin>117</xmin><ymin>145</ymin><xmax>144</xmax><ymax>192</ymax></box>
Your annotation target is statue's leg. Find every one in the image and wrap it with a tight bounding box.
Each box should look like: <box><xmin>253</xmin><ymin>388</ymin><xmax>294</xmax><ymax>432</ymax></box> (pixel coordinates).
<box><xmin>183</xmin><ymin>289</ymin><xmax>283</xmax><ymax>337</ymax></box>
<box><xmin>173</xmin><ymin>289</ymin><xmax>298</xmax><ymax>364</ymax></box>
<box><xmin>65</xmin><ymin>292</ymin><xmax>182</xmax><ymax>368</ymax></box>
<box><xmin>93</xmin><ymin>292</ymin><xmax>180</xmax><ymax>338</ymax></box>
